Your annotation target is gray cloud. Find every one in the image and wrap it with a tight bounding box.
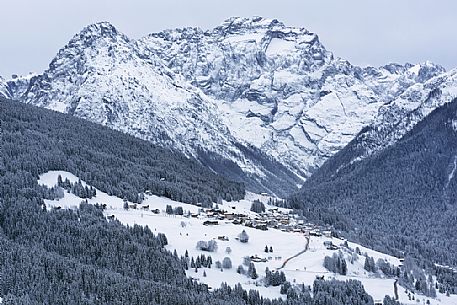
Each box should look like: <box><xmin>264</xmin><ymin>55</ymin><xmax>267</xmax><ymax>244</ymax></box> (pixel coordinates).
<box><xmin>1</xmin><ymin>0</ymin><xmax>456</xmax><ymax>77</ymax></box>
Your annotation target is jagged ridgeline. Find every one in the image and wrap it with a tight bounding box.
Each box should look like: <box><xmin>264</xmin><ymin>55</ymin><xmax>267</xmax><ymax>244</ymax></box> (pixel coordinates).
<box><xmin>290</xmin><ymin>99</ymin><xmax>457</xmax><ymax>266</ymax></box>
<box><xmin>0</xmin><ymin>97</ymin><xmax>244</xmax><ymax>204</ymax></box>
<box><xmin>0</xmin><ymin>98</ymin><xmax>378</xmax><ymax>305</ymax></box>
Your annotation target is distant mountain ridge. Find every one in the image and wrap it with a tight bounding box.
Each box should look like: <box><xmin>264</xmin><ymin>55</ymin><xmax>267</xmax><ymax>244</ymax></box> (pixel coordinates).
<box><xmin>2</xmin><ymin>17</ymin><xmax>452</xmax><ymax>195</ymax></box>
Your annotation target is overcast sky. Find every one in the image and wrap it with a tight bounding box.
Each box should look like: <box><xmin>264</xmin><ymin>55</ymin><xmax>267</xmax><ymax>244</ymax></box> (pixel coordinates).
<box><xmin>1</xmin><ymin>0</ymin><xmax>456</xmax><ymax>77</ymax></box>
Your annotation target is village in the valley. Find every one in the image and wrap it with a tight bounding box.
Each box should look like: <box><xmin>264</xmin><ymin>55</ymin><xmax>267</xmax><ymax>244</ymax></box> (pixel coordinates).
<box><xmin>128</xmin><ymin>191</ymin><xmax>341</xmax><ymax>252</ymax></box>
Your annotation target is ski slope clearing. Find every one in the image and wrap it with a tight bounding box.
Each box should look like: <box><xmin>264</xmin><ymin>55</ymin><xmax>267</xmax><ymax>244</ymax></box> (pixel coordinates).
<box><xmin>38</xmin><ymin>171</ymin><xmax>457</xmax><ymax>305</ymax></box>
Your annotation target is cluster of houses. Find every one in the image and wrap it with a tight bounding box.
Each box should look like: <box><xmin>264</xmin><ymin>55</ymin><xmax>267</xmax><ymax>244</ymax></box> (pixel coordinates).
<box><xmin>117</xmin><ymin>197</ymin><xmax>340</xmax><ymax>251</ymax></box>
<box><xmin>197</xmin><ymin>206</ymin><xmax>336</xmax><ymax>241</ymax></box>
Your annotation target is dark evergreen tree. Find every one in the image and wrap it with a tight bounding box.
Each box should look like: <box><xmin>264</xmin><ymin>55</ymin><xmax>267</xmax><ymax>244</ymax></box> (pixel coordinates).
<box><xmin>250</xmin><ymin>200</ymin><xmax>265</xmax><ymax>213</ymax></box>
<box><xmin>239</xmin><ymin>230</ymin><xmax>249</xmax><ymax>243</ymax></box>
<box><xmin>166</xmin><ymin>204</ymin><xmax>174</xmax><ymax>215</ymax></box>
<box><xmin>247</xmin><ymin>263</ymin><xmax>258</xmax><ymax>279</ymax></box>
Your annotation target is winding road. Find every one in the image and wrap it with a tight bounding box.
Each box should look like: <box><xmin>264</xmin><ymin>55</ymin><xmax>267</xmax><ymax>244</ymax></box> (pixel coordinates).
<box><xmin>277</xmin><ymin>236</ymin><xmax>310</xmax><ymax>270</ymax></box>
<box><xmin>394</xmin><ymin>279</ymin><xmax>399</xmax><ymax>300</ymax></box>
<box><xmin>277</xmin><ymin>236</ymin><xmax>400</xmax><ymax>301</ymax></box>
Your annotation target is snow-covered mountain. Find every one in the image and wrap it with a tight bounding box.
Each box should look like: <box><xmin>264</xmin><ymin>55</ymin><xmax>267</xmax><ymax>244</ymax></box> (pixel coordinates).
<box><xmin>4</xmin><ymin>17</ymin><xmax>450</xmax><ymax>195</ymax></box>
<box><xmin>9</xmin><ymin>22</ymin><xmax>301</xmax><ymax>196</ymax></box>
<box><xmin>139</xmin><ymin>17</ymin><xmax>444</xmax><ymax>177</ymax></box>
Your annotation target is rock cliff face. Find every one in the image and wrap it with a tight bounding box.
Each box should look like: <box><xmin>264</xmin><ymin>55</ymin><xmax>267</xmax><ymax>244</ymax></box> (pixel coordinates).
<box><xmin>140</xmin><ymin>17</ymin><xmax>444</xmax><ymax>177</ymax></box>
<box><xmin>4</xmin><ymin>17</ymin><xmax>450</xmax><ymax>195</ymax></box>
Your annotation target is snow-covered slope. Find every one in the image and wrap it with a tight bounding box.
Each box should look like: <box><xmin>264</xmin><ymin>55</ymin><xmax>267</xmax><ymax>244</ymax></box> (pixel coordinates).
<box><xmin>22</xmin><ymin>22</ymin><xmax>231</xmax><ymax>152</ymax></box>
<box><xmin>140</xmin><ymin>17</ymin><xmax>444</xmax><ymax>177</ymax></box>
<box><xmin>6</xmin><ymin>17</ymin><xmax>448</xmax><ymax>192</ymax></box>
<box><xmin>39</xmin><ymin>170</ymin><xmax>457</xmax><ymax>305</ymax></box>
<box><xmin>5</xmin><ymin>73</ymin><xmax>35</xmax><ymax>100</ymax></box>
<box><xmin>15</xmin><ymin>22</ymin><xmax>301</xmax><ymax>196</ymax></box>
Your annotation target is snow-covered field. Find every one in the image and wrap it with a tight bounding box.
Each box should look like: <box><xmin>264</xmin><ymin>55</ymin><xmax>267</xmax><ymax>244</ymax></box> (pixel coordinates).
<box><xmin>38</xmin><ymin>171</ymin><xmax>457</xmax><ymax>305</ymax></box>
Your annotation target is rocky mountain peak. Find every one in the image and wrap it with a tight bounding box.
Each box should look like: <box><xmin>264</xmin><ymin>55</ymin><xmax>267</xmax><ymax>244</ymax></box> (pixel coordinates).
<box><xmin>43</xmin><ymin>21</ymin><xmax>137</xmax><ymax>86</ymax></box>
<box><xmin>411</xmin><ymin>61</ymin><xmax>446</xmax><ymax>82</ymax></box>
<box><xmin>74</xmin><ymin>21</ymin><xmax>124</xmax><ymax>43</ymax></box>
<box><xmin>213</xmin><ymin>16</ymin><xmax>320</xmax><ymax>47</ymax></box>
<box><xmin>49</xmin><ymin>21</ymin><xmax>130</xmax><ymax>67</ymax></box>
<box><xmin>216</xmin><ymin>16</ymin><xmax>285</xmax><ymax>33</ymax></box>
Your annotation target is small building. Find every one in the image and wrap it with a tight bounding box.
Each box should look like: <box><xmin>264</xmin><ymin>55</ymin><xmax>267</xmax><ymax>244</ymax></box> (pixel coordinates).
<box><xmin>255</xmin><ymin>224</ymin><xmax>268</xmax><ymax>231</ymax></box>
<box><xmin>203</xmin><ymin>220</ymin><xmax>219</xmax><ymax>226</ymax></box>
<box><xmin>224</xmin><ymin>213</ymin><xmax>235</xmax><ymax>220</ymax></box>
<box><xmin>322</xmin><ymin>230</ymin><xmax>332</xmax><ymax>238</ymax></box>
<box><xmin>250</xmin><ymin>255</ymin><xmax>267</xmax><ymax>263</ymax></box>
<box><xmin>323</xmin><ymin>241</ymin><xmax>339</xmax><ymax>250</ymax></box>
<box><xmin>280</xmin><ymin>219</ymin><xmax>289</xmax><ymax>225</ymax></box>
<box><xmin>267</xmin><ymin>219</ymin><xmax>278</xmax><ymax>227</ymax></box>
<box><xmin>309</xmin><ymin>230</ymin><xmax>322</xmax><ymax>237</ymax></box>
<box><xmin>232</xmin><ymin>219</ymin><xmax>242</xmax><ymax>225</ymax></box>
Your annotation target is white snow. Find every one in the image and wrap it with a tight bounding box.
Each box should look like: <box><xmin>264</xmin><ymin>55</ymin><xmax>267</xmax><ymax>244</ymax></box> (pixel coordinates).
<box><xmin>266</xmin><ymin>38</ymin><xmax>296</xmax><ymax>56</ymax></box>
<box><xmin>37</xmin><ymin>170</ymin><xmax>457</xmax><ymax>305</ymax></box>
<box><xmin>409</xmin><ymin>64</ymin><xmax>421</xmax><ymax>75</ymax></box>
<box><xmin>224</xmin><ymin>33</ymin><xmax>264</xmax><ymax>44</ymax></box>
<box><xmin>452</xmin><ymin>119</ymin><xmax>457</xmax><ymax>132</ymax></box>
<box><xmin>446</xmin><ymin>155</ymin><xmax>457</xmax><ymax>188</ymax></box>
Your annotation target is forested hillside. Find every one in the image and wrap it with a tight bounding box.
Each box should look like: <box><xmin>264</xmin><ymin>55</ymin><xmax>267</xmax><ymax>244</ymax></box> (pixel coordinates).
<box><xmin>0</xmin><ymin>98</ymin><xmax>377</xmax><ymax>304</ymax></box>
<box><xmin>0</xmin><ymin>97</ymin><xmax>245</xmax><ymax>204</ymax></box>
<box><xmin>290</xmin><ymin>99</ymin><xmax>457</xmax><ymax>267</ymax></box>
